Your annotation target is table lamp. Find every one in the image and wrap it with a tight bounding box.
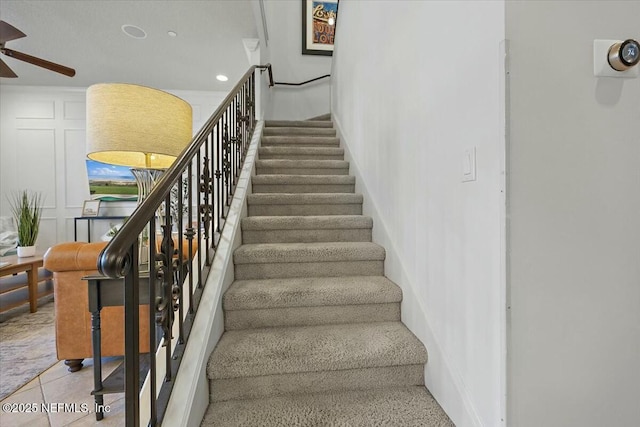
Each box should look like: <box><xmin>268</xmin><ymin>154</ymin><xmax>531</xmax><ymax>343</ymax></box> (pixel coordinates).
<box><xmin>85</xmin><ymin>83</ymin><xmax>192</xmax><ymax>264</ymax></box>
<box><xmin>86</xmin><ymin>83</ymin><xmax>192</xmax><ymax>202</ymax></box>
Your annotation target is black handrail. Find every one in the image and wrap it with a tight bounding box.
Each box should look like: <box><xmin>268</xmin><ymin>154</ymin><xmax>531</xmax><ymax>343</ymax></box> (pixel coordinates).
<box><xmin>259</xmin><ymin>63</ymin><xmax>330</xmax><ymax>87</ymax></box>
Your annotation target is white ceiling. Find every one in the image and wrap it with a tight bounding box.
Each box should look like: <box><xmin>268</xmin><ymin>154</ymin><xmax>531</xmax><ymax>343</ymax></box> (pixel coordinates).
<box><xmin>0</xmin><ymin>0</ymin><xmax>259</xmax><ymax>91</ymax></box>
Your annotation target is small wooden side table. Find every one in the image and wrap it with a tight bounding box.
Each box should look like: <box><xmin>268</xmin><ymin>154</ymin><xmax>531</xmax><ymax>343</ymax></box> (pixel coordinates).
<box><xmin>0</xmin><ymin>253</ymin><xmax>45</xmax><ymax>313</ymax></box>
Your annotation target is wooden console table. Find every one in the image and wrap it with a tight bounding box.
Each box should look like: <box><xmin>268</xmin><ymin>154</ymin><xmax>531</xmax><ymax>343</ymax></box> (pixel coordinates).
<box><xmin>0</xmin><ymin>253</ymin><xmax>45</xmax><ymax>313</ymax></box>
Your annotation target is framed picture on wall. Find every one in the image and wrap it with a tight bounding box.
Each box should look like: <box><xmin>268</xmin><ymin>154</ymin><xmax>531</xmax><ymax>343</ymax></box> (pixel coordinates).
<box><xmin>85</xmin><ymin>160</ymin><xmax>138</xmax><ymax>202</ymax></box>
<box><xmin>302</xmin><ymin>0</ymin><xmax>338</xmax><ymax>56</ymax></box>
<box><xmin>82</xmin><ymin>200</ymin><xmax>101</xmax><ymax>217</ymax></box>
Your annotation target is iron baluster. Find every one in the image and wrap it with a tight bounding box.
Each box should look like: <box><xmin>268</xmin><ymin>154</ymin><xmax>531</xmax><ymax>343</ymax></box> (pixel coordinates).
<box><xmin>148</xmin><ymin>216</ymin><xmax>157</xmax><ymax>425</ymax></box>
<box><xmin>186</xmin><ymin>162</ymin><xmax>195</xmax><ymax>313</ymax></box>
<box><xmin>199</xmin><ymin>156</ymin><xmax>212</xmax><ymax>243</ymax></box>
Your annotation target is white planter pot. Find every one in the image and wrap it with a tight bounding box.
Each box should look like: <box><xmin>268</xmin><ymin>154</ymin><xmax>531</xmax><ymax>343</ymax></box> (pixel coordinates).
<box><xmin>17</xmin><ymin>246</ymin><xmax>36</xmax><ymax>257</ymax></box>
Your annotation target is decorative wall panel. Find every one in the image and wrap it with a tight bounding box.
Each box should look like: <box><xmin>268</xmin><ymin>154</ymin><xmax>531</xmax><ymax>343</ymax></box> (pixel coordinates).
<box><xmin>15</xmin><ymin>129</ymin><xmax>57</xmax><ymax>207</ymax></box>
<box><xmin>64</xmin><ymin>129</ymin><xmax>90</xmax><ymax>208</ymax></box>
<box><xmin>63</xmin><ymin>101</ymin><xmax>86</xmax><ymax>120</ymax></box>
<box><xmin>14</xmin><ymin>101</ymin><xmax>55</xmax><ymax>119</ymax></box>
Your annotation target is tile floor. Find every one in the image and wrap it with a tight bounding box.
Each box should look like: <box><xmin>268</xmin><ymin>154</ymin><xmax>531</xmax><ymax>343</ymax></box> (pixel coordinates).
<box><xmin>0</xmin><ymin>356</ymin><xmax>126</xmax><ymax>427</ymax></box>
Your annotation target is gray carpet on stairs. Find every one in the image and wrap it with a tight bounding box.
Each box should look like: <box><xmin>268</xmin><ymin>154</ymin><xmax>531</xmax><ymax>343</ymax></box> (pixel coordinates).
<box><xmin>202</xmin><ymin>387</ymin><xmax>454</xmax><ymax>427</ymax></box>
<box><xmin>202</xmin><ymin>120</ymin><xmax>453</xmax><ymax>426</ymax></box>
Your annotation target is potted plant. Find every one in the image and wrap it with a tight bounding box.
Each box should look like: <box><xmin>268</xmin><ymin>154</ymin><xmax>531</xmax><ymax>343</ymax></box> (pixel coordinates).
<box><xmin>8</xmin><ymin>190</ymin><xmax>43</xmax><ymax>257</ymax></box>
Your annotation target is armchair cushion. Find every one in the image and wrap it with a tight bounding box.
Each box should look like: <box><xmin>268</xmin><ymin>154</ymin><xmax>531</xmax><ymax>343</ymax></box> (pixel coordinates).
<box><xmin>44</xmin><ymin>242</ymin><xmax>150</xmax><ymax>361</ymax></box>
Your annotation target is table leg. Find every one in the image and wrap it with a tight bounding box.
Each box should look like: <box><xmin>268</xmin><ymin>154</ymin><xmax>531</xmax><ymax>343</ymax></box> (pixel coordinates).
<box><xmin>26</xmin><ymin>264</ymin><xmax>37</xmax><ymax>313</ymax></box>
<box><xmin>89</xmin><ymin>280</ymin><xmax>104</xmax><ymax>421</ymax></box>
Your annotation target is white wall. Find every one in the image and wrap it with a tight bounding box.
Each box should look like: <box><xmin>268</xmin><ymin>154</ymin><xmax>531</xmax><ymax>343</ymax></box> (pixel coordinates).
<box><xmin>331</xmin><ymin>2</ymin><xmax>506</xmax><ymax>426</ymax></box>
<box><xmin>258</xmin><ymin>0</ymin><xmax>332</xmax><ymax>120</ymax></box>
<box><xmin>506</xmin><ymin>2</ymin><xmax>640</xmax><ymax>426</ymax></box>
<box><xmin>0</xmin><ymin>85</ymin><xmax>228</xmax><ymax>251</ymax></box>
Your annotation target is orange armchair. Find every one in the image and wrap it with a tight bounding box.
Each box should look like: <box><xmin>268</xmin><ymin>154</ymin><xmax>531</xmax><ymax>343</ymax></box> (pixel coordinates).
<box><xmin>43</xmin><ymin>242</ymin><xmax>150</xmax><ymax>372</ymax></box>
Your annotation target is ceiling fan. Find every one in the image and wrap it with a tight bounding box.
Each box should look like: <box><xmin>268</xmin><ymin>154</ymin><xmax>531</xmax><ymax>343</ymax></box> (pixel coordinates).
<box><xmin>0</xmin><ymin>20</ymin><xmax>75</xmax><ymax>78</ymax></box>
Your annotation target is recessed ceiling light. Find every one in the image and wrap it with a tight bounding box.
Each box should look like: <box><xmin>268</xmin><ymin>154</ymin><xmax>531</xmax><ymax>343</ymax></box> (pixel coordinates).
<box><xmin>122</xmin><ymin>24</ymin><xmax>147</xmax><ymax>39</ymax></box>
<box><xmin>216</xmin><ymin>75</ymin><xmax>229</xmax><ymax>82</ymax></box>
<box><xmin>168</xmin><ymin>30</ymin><xmax>177</xmax><ymax>37</ymax></box>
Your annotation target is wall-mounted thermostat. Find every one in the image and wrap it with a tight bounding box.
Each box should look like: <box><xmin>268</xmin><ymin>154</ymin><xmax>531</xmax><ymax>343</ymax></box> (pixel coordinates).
<box><xmin>594</xmin><ymin>39</ymin><xmax>640</xmax><ymax>78</ymax></box>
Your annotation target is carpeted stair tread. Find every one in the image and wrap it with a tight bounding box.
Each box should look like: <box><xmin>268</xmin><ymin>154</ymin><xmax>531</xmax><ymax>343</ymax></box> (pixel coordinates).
<box><xmin>208</xmin><ymin>321</ymin><xmax>427</xmax><ymax>379</ymax></box>
<box><xmin>261</xmin><ymin>136</ymin><xmax>340</xmax><ymax>147</ymax></box>
<box><xmin>241</xmin><ymin>215</ymin><xmax>372</xmax><ymax>243</ymax></box>
<box><xmin>266</xmin><ymin>120</ymin><xmax>333</xmax><ymax>128</ymax></box>
<box><xmin>263</xmin><ymin>127</ymin><xmax>336</xmax><ymax>136</ymax></box>
<box><xmin>258</xmin><ymin>146</ymin><xmax>344</xmax><ymax>160</ymax></box>
<box><xmin>201</xmin><ymin>386</ymin><xmax>454</xmax><ymax>427</ymax></box>
<box><xmin>241</xmin><ymin>215</ymin><xmax>371</xmax><ymax>231</ymax></box>
<box><xmin>234</xmin><ymin>242</ymin><xmax>385</xmax><ymax>265</ymax></box>
<box><xmin>247</xmin><ymin>193</ymin><xmax>362</xmax><ymax>206</ymax></box>
<box><xmin>251</xmin><ymin>174</ymin><xmax>356</xmax><ymax>195</ymax></box>
<box><xmin>306</xmin><ymin>112</ymin><xmax>332</xmax><ymax>121</ymax></box>
<box><xmin>256</xmin><ymin>159</ymin><xmax>348</xmax><ymax>169</ymax></box>
<box><xmin>247</xmin><ymin>193</ymin><xmax>363</xmax><ymax>216</ymax></box>
<box><xmin>224</xmin><ymin>276</ymin><xmax>401</xmax><ymax>310</ymax></box>
<box><xmin>252</xmin><ymin>174</ymin><xmax>355</xmax><ymax>186</ymax></box>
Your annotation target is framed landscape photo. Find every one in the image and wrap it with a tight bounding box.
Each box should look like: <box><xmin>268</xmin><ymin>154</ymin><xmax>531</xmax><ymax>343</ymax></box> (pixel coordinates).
<box><xmin>82</xmin><ymin>200</ymin><xmax>101</xmax><ymax>217</ymax></box>
<box><xmin>85</xmin><ymin>160</ymin><xmax>138</xmax><ymax>202</ymax></box>
<box><xmin>302</xmin><ymin>0</ymin><xmax>338</xmax><ymax>56</ymax></box>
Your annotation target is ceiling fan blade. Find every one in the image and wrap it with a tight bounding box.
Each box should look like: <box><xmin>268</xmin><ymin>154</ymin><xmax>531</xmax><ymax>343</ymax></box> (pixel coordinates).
<box><xmin>0</xmin><ymin>21</ymin><xmax>26</xmax><ymax>44</ymax></box>
<box><xmin>0</xmin><ymin>57</ymin><xmax>18</xmax><ymax>78</ymax></box>
<box><xmin>1</xmin><ymin>47</ymin><xmax>75</xmax><ymax>77</ymax></box>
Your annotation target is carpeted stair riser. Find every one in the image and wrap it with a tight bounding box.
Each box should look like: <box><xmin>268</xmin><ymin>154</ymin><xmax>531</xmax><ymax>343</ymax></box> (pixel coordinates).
<box><xmin>243</xmin><ymin>228</ymin><xmax>371</xmax><ymax>244</ymax></box>
<box><xmin>261</xmin><ymin>136</ymin><xmax>340</xmax><ymax>147</ymax></box>
<box><xmin>225</xmin><ymin>303</ymin><xmax>400</xmax><ymax>330</ymax></box>
<box><xmin>210</xmin><ymin>364</ymin><xmax>425</xmax><ymax>402</ymax></box>
<box><xmin>258</xmin><ymin>146</ymin><xmax>344</xmax><ymax>160</ymax></box>
<box><xmin>265</xmin><ymin>120</ymin><xmax>334</xmax><ymax>128</ymax></box>
<box><xmin>234</xmin><ymin>241</ymin><xmax>385</xmax><ymax>280</ymax></box>
<box><xmin>202</xmin><ymin>387</ymin><xmax>454</xmax><ymax>427</ymax></box>
<box><xmin>263</xmin><ymin>127</ymin><xmax>336</xmax><ymax>136</ymax></box>
<box><xmin>255</xmin><ymin>159</ymin><xmax>349</xmax><ymax>176</ymax></box>
<box><xmin>252</xmin><ymin>175</ymin><xmax>356</xmax><ymax>194</ymax></box>
<box><xmin>241</xmin><ymin>215</ymin><xmax>372</xmax><ymax>243</ymax></box>
<box><xmin>235</xmin><ymin>260</ymin><xmax>383</xmax><ymax>280</ymax></box>
<box><xmin>224</xmin><ymin>276</ymin><xmax>401</xmax><ymax>310</ymax></box>
<box><xmin>247</xmin><ymin>193</ymin><xmax>363</xmax><ymax>217</ymax></box>
<box><xmin>224</xmin><ymin>276</ymin><xmax>401</xmax><ymax>329</ymax></box>
<box><xmin>252</xmin><ymin>182</ymin><xmax>355</xmax><ymax>194</ymax></box>
<box><xmin>208</xmin><ymin>322</ymin><xmax>427</xmax><ymax>401</ymax></box>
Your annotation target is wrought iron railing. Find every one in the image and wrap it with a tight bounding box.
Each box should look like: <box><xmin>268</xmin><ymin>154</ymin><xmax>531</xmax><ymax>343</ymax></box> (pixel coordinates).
<box><xmin>94</xmin><ymin>64</ymin><xmax>270</xmax><ymax>426</ymax></box>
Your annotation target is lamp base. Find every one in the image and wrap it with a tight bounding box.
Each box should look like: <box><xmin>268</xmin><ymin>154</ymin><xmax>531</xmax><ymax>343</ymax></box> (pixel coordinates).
<box><xmin>130</xmin><ymin>168</ymin><xmax>165</xmax><ymax>271</ymax></box>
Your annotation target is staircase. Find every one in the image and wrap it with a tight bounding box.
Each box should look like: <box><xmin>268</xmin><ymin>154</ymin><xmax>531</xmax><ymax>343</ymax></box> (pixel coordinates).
<box><xmin>201</xmin><ymin>120</ymin><xmax>453</xmax><ymax>426</ymax></box>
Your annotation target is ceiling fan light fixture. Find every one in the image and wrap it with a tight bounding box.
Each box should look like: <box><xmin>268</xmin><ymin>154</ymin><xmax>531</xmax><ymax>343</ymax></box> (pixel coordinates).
<box><xmin>122</xmin><ymin>24</ymin><xmax>147</xmax><ymax>39</ymax></box>
<box><xmin>216</xmin><ymin>74</ymin><xmax>228</xmax><ymax>82</ymax></box>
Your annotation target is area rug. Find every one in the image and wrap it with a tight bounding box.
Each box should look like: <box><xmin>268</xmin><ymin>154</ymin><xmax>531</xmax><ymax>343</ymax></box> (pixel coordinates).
<box><xmin>0</xmin><ymin>300</ymin><xmax>57</xmax><ymax>400</ymax></box>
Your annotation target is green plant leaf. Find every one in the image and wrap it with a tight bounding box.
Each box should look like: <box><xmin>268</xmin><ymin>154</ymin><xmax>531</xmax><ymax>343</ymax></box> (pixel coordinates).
<box><xmin>7</xmin><ymin>190</ymin><xmax>43</xmax><ymax>247</ymax></box>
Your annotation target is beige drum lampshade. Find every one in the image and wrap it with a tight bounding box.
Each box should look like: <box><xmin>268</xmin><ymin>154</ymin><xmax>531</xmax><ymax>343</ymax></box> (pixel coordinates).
<box><xmin>86</xmin><ymin>83</ymin><xmax>192</xmax><ymax>169</ymax></box>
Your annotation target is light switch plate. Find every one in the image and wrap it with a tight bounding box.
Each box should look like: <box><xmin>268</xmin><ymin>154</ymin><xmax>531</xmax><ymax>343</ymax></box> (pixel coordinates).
<box><xmin>462</xmin><ymin>147</ymin><xmax>476</xmax><ymax>182</ymax></box>
<box><xmin>594</xmin><ymin>39</ymin><xmax>639</xmax><ymax>78</ymax></box>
